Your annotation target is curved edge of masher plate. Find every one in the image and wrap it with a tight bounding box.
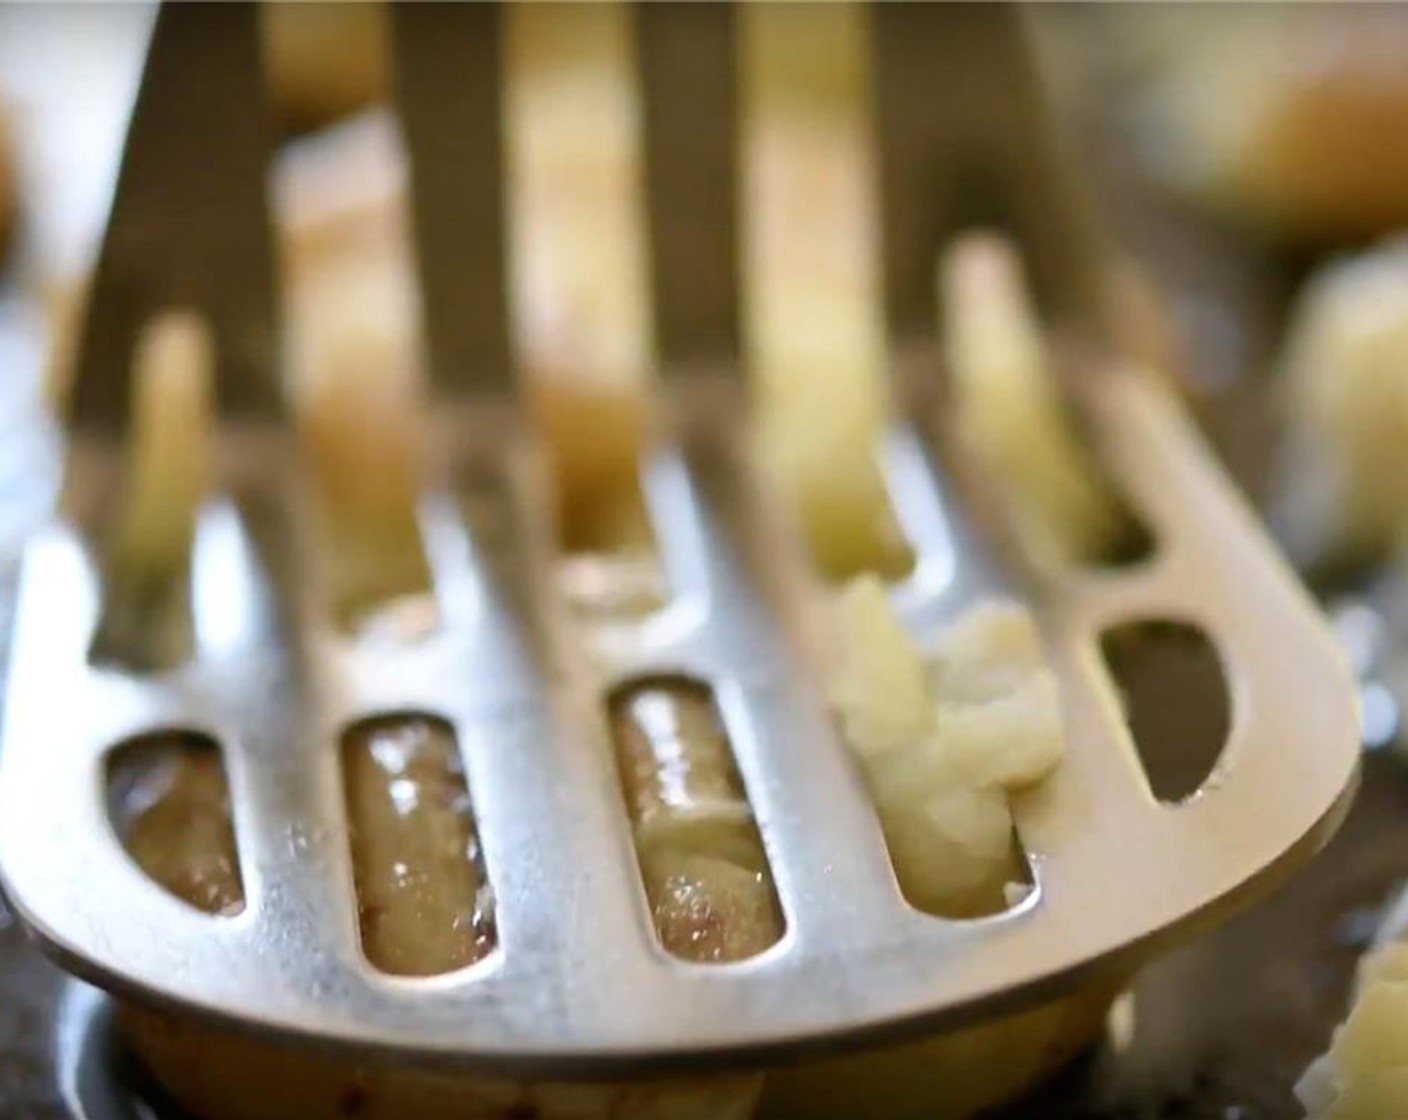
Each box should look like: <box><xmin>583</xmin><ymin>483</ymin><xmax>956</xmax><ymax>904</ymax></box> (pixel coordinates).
<box><xmin>1021</xmin><ymin>364</ymin><xmax>1361</xmax><ymax>958</ymax></box>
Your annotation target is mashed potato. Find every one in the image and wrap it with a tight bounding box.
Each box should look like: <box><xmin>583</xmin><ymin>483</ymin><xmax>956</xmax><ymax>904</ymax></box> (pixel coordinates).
<box><xmin>830</xmin><ymin>577</ymin><xmax>1063</xmax><ymax>917</ymax></box>
<box><xmin>940</xmin><ymin>234</ymin><xmax>1133</xmax><ymax>567</ymax></box>
<box><xmin>1298</xmin><ymin>940</ymin><xmax>1408</xmax><ymax>1120</ymax></box>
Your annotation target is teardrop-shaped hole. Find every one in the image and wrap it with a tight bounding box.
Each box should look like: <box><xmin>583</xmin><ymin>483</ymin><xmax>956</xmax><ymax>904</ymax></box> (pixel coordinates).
<box><xmin>1102</xmin><ymin>620</ymin><xmax>1232</xmax><ymax>804</ymax></box>
<box><xmin>108</xmin><ymin>730</ymin><xmax>245</xmax><ymax>917</ymax></box>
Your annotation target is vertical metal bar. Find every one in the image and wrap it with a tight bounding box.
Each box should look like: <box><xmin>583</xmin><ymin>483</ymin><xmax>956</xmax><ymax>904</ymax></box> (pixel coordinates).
<box><xmin>392</xmin><ymin>2</ymin><xmax>513</xmax><ymax>397</ymax></box>
<box><xmin>72</xmin><ymin>2</ymin><xmax>280</xmax><ymax>432</ymax></box>
<box><xmin>636</xmin><ymin>2</ymin><xmax>740</xmax><ymax>374</ymax></box>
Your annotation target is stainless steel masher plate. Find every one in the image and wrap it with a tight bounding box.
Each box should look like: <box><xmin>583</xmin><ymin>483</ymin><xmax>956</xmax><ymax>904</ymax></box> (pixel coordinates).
<box><xmin>0</xmin><ymin>359</ymin><xmax>1359</xmax><ymax>1079</ymax></box>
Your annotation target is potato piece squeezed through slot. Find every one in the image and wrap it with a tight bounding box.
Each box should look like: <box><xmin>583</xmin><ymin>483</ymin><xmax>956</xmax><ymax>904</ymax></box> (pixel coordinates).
<box><xmin>611</xmin><ymin>679</ymin><xmax>784</xmax><ymax>963</ymax></box>
<box><xmin>940</xmin><ymin>234</ymin><xmax>1136</xmax><ymax>567</ymax></box>
<box><xmin>93</xmin><ymin>311</ymin><xmax>213</xmax><ymax>669</ymax></box>
<box><xmin>506</xmin><ymin>3</ymin><xmax>662</xmax><ymax>591</ymax></box>
<box><xmin>830</xmin><ymin>578</ymin><xmax>1063</xmax><ymax>918</ymax></box>
<box><xmin>342</xmin><ymin>715</ymin><xmax>496</xmax><ymax>976</ymax></box>
<box><xmin>741</xmin><ymin>2</ymin><xmax>913</xmax><ymax>584</ymax></box>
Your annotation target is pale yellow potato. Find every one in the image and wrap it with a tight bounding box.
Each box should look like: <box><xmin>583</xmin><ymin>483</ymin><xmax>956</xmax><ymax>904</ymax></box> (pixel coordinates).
<box><xmin>1360</xmin><ymin>942</ymin><xmax>1408</xmax><ymax>989</ymax></box>
<box><xmin>266</xmin><ymin>112</ymin><xmax>431</xmax><ymax>627</ymax></box>
<box><xmin>1273</xmin><ymin>238</ymin><xmax>1408</xmax><ymax>568</ymax></box>
<box><xmin>119</xmin><ymin>745</ymin><xmax>243</xmax><ymax>919</ymax></box>
<box><xmin>285</xmin><ymin>253</ymin><xmax>431</xmax><ymax>625</ymax></box>
<box><xmin>40</xmin><ymin>277</ymin><xmax>87</xmax><ymax>415</ymax></box>
<box><xmin>89</xmin><ymin>311</ymin><xmax>214</xmax><ymax>667</ymax></box>
<box><xmin>830</xmin><ymin>577</ymin><xmax>1062</xmax><ymax>918</ymax></box>
<box><xmin>109</xmin><ymin>311</ymin><xmax>214</xmax><ymax>588</ymax></box>
<box><xmin>940</xmin><ymin>234</ymin><xmax>1130</xmax><ymax>567</ymax></box>
<box><xmin>260</xmin><ymin>1</ymin><xmax>389</xmax><ymax>131</ymax></box>
<box><xmin>1298</xmin><ymin>941</ymin><xmax>1408</xmax><ymax>1120</ymax></box>
<box><xmin>1112</xmin><ymin>5</ymin><xmax>1408</xmax><ymax>244</ymax></box>
<box><xmin>505</xmin><ymin>2</ymin><xmax>658</xmax><ymax>558</ymax></box>
<box><xmin>528</xmin><ymin>372</ymin><xmax>654</xmax><ymax>555</ymax></box>
<box><xmin>741</xmin><ymin>2</ymin><xmax>912</xmax><ymax>584</ymax></box>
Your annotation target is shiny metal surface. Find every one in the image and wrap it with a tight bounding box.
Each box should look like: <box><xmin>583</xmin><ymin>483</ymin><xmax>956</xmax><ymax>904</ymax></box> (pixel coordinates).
<box><xmin>0</xmin><ymin>0</ymin><xmax>1362</xmax><ymax>1087</ymax></box>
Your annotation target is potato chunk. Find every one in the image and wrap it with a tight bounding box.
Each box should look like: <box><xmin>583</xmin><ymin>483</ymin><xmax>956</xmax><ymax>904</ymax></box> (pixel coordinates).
<box><xmin>1299</xmin><ymin>942</ymin><xmax>1408</xmax><ymax>1120</ymax></box>
<box><xmin>92</xmin><ymin>311</ymin><xmax>213</xmax><ymax>668</ymax></box>
<box><xmin>285</xmin><ymin>251</ymin><xmax>432</xmax><ymax>625</ymax></box>
<box><xmin>830</xmin><ymin>577</ymin><xmax>1063</xmax><ymax>917</ymax></box>
<box><xmin>1273</xmin><ymin>237</ymin><xmax>1408</xmax><ymax>568</ymax></box>
<box><xmin>505</xmin><ymin>2</ymin><xmax>658</xmax><ymax>559</ymax></box>
<box><xmin>741</xmin><ymin>3</ymin><xmax>913</xmax><ymax>583</ymax></box>
<box><xmin>260</xmin><ymin>2</ymin><xmax>388</xmax><ymax>131</ymax></box>
<box><xmin>120</xmin><ymin>744</ymin><xmax>243</xmax><ymax>918</ymax></box>
<box><xmin>940</xmin><ymin>234</ymin><xmax>1131</xmax><ymax>567</ymax></box>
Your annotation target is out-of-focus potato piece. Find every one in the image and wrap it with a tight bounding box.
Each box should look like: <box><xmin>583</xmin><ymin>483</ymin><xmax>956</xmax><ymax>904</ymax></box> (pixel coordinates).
<box><xmin>940</xmin><ymin>234</ymin><xmax>1132</xmax><ymax>567</ymax></box>
<box><xmin>285</xmin><ymin>254</ymin><xmax>431</xmax><ymax>624</ymax></box>
<box><xmin>505</xmin><ymin>3</ymin><xmax>658</xmax><ymax>559</ymax></box>
<box><xmin>1117</xmin><ymin>5</ymin><xmax>1408</xmax><ymax>243</ymax></box>
<box><xmin>526</xmin><ymin>373</ymin><xmax>654</xmax><ymax>554</ymax></box>
<box><xmin>741</xmin><ymin>3</ymin><xmax>912</xmax><ymax>584</ymax></box>
<box><xmin>1360</xmin><ymin>942</ymin><xmax>1408</xmax><ymax>989</ymax></box>
<box><xmin>1272</xmin><ymin>238</ymin><xmax>1408</xmax><ymax>570</ymax></box>
<box><xmin>109</xmin><ymin>311</ymin><xmax>214</xmax><ymax>588</ymax></box>
<box><xmin>504</xmin><ymin>4</ymin><xmax>652</xmax><ymax>394</ymax></box>
<box><xmin>269</xmin><ymin>114</ymin><xmax>432</xmax><ymax>626</ymax></box>
<box><xmin>91</xmin><ymin>311</ymin><xmax>213</xmax><ymax>668</ymax></box>
<box><xmin>41</xmin><ymin>277</ymin><xmax>87</xmax><ymax>415</ymax></box>
<box><xmin>261</xmin><ymin>1</ymin><xmax>389</xmax><ymax>131</ymax></box>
